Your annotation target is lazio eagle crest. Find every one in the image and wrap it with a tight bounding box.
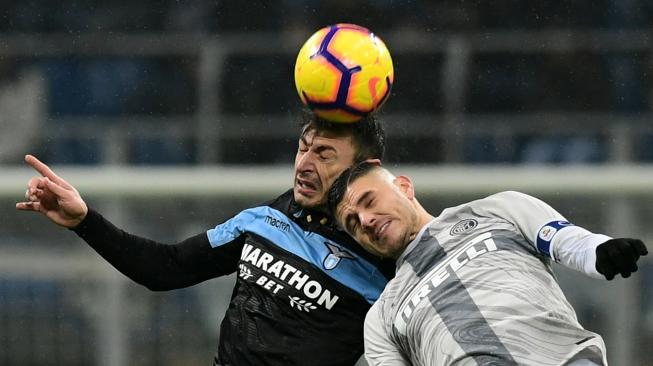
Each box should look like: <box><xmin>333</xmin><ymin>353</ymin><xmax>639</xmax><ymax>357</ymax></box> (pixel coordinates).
<box><xmin>323</xmin><ymin>242</ymin><xmax>355</xmax><ymax>270</ymax></box>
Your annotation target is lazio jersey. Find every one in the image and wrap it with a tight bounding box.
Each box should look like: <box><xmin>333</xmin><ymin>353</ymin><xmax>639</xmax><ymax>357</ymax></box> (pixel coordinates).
<box><xmin>364</xmin><ymin>191</ymin><xmax>607</xmax><ymax>366</ymax></box>
<box><xmin>206</xmin><ymin>189</ymin><xmax>393</xmax><ymax>366</ymax></box>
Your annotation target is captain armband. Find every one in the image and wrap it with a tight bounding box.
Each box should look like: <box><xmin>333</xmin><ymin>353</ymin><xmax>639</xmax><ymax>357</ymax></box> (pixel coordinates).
<box><xmin>535</xmin><ymin>220</ymin><xmax>575</xmax><ymax>261</ymax></box>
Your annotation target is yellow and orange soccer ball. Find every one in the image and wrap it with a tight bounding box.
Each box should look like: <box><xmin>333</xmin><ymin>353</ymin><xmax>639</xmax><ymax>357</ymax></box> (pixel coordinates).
<box><xmin>294</xmin><ymin>24</ymin><xmax>394</xmax><ymax>123</ymax></box>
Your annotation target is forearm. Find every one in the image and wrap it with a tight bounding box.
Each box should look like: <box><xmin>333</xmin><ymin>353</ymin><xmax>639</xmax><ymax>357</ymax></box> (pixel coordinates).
<box><xmin>549</xmin><ymin>225</ymin><xmax>611</xmax><ymax>279</ymax></box>
<box><xmin>71</xmin><ymin>209</ymin><xmax>232</xmax><ymax>290</ymax></box>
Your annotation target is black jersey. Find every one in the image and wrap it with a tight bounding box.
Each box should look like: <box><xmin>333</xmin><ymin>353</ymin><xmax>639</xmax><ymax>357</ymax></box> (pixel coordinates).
<box><xmin>72</xmin><ymin>189</ymin><xmax>394</xmax><ymax>366</ymax></box>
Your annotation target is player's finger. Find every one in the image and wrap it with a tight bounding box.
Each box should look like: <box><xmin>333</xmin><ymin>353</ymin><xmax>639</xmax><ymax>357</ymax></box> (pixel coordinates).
<box><xmin>608</xmin><ymin>242</ymin><xmax>639</xmax><ymax>278</ymax></box>
<box><xmin>16</xmin><ymin>201</ymin><xmax>41</xmax><ymax>212</ymax></box>
<box><xmin>598</xmin><ymin>258</ymin><xmax>616</xmax><ymax>280</ymax></box>
<box><xmin>612</xmin><ymin>244</ymin><xmax>636</xmax><ymax>272</ymax></box>
<box><xmin>28</xmin><ymin>193</ymin><xmax>40</xmax><ymax>202</ymax></box>
<box><xmin>25</xmin><ymin>155</ymin><xmax>66</xmax><ymax>186</ymax></box>
<box><xmin>615</xmin><ymin>246</ymin><xmax>636</xmax><ymax>278</ymax></box>
<box><xmin>597</xmin><ymin>251</ymin><xmax>617</xmax><ymax>280</ymax></box>
<box><xmin>26</xmin><ymin>178</ymin><xmax>47</xmax><ymax>199</ymax></box>
<box><xmin>32</xmin><ymin>188</ymin><xmax>47</xmax><ymax>202</ymax></box>
<box><xmin>620</xmin><ymin>238</ymin><xmax>645</xmax><ymax>260</ymax></box>
<box><xmin>43</xmin><ymin>177</ymin><xmax>68</xmax><ymax>197</ymax></box>
<box><xmin>630</xmin><ymin>239</ymin><xmax>648</xmax><ymax>256</ymax></box>
<box><xmin>621</xmin><ymin>262</ymin><xmax>636</xmax><ymax>277</ymax></box>
<box><xmin>28</xmin><ymin>176</ymin><xmax>44</xmax><ymax>189</ymax></box>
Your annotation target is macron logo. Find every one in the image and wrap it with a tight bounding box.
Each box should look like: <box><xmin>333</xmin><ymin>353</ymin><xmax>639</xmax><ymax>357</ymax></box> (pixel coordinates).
<box><xmin>264</xmin><ymin>215</ymin><xmax>290</xmax><ymax>232</ymax></box>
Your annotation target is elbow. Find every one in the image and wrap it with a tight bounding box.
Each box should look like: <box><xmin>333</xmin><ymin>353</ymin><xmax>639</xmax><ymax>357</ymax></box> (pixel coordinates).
<box><xmin>133</xmin><ymin>277</ymin><xmax>177</xmax><ymax>292</ymax></box>
<box><xmin>125</xmin><ymin>268</ymin><xmax>198</xmax><ymax>291</ymax></box>
<box><xmin>143</xmin><ymin>283</ymin><xmax>174</xmax><ymax>292</ymax></box>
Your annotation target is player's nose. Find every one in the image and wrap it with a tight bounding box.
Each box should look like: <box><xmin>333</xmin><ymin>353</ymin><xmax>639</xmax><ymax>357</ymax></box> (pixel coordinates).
<box><xmin>295</xmin><ymin>152</ymin><xmax>316</xmax><ymax>173</ymax></box>
<box><xmin>359</xmin><ymin>212</ymin><xmax>376</xmax><ymax>230</ymax></box>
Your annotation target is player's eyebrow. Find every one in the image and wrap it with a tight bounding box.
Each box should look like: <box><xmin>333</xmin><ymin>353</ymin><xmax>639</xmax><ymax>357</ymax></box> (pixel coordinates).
<box><xmin>355</xmin><ymin>191</ymin><xmax>372</xmax><ymax>208</ymax></box>
<box><xmin>314</xmin><ymin>144</ymin><xmax>336</xmax><ymax>154</ymax></box>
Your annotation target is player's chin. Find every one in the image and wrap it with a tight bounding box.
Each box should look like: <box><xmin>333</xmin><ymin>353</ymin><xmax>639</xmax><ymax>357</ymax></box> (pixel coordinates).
<box><xmin>377</xmin><ymin>245</ymin><xmax>401</xmax><ymax>259</ymax></box>
<box><xmin>364</xmin><ymin>242</ymin><xmax>389</xmax><ymax>258</ymax></box>
<box><xmin>374</xmin><ymin>237</ymin><xmax>401</xmax><ymax>258</ymax></box>
<box><xmin>293</xmin><ymin>188</ymin><xmax>324</xmax><ymax>208</ymax></box>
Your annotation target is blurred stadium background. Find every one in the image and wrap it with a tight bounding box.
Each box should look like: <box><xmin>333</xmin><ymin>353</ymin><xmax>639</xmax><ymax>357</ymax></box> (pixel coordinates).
<box><xmin>1</xmin><ymin>1</ymin><xmax>653</xmax><ymax>365</ymax></box>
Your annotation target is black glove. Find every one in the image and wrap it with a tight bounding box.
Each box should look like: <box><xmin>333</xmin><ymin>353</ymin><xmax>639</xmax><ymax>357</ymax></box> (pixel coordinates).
<box><xmin>595</xmin><ymin>238</ymin><xmax>648</xmax><ymax>280</ymax></box>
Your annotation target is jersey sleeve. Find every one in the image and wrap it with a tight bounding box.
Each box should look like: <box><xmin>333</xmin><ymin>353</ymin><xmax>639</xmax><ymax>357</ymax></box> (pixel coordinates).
<box><xmin>364</xmin><ymin>301</ymin><xmax>410</xmax><ymax>366</ymax></box>
<box><xmin>72</xmin><ymin>208</ymin><xmax>243</xmax><ymax>290</ymax></box>
<box><xmin>475</xmin><ymin>191</ymin><xmax>610</xmax><ymax>278</ymax></box>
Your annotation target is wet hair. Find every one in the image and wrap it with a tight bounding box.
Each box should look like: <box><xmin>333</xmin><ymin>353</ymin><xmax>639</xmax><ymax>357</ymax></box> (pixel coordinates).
<box><xmin>299</xmin><ymin>109</ymin><xmax>386</xmax><ymax>163</ymax></box>
<box><xmin>327</xmin><ymin>160</ymin><xmax>380</xmax><ymax>221</ymax></box>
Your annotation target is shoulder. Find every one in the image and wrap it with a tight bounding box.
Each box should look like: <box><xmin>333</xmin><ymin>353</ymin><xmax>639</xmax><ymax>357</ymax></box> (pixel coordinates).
<box><xmin>259</xmin><ymin>189</ymin><xmax>296</xmax><ymax>212</ymax></box>
<box><xmin>484</xmin><ymin>190</ymin><xmax>536</xmax><ymax>202</ymax></box>
<box><xmin>467</xmin><ymin>190</ymin><xmax>542</xmax><ymax>211</ymax></box>
<box><xmin>437</xmin><ymin>190</ymin><xmax>536</xmax><ymax>220</ymax></box>
<box><xmin>364</xmin><ymin>298</ymin><xmax>385</xmax><ymax>328</ymax></box>
<box><xmin>225</xmin><ymin>189</ymin><xmax>296</xmax><ymax>221</ymax></box>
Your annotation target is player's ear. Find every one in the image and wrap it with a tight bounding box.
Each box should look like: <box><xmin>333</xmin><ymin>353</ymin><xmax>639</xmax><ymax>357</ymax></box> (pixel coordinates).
<box><xmin>363</xmin><ymin>158</ymin><xmax>381</xmax><ymax>166</ymax></box>
<box><xmin>394</xmin><ymin>175</ymin><xmax>414</xmax><ymax>200</ymax></box>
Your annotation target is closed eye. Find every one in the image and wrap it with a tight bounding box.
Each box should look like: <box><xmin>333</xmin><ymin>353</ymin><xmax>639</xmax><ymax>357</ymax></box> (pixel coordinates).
<box><xmin>315</xmin><ymin>146</ymin><xmax>336</xmax><ymax>161</ymax></box>
<box><xmin>319</xmin><ymin>151</ymin><xmax>336</xmax><ymax>160</ymax></box>
<box><xmin>365</xmin><ymin>197</ymin><xmax>375</xmax><ymax>209</ymax></box>
<box><xmin>345</xmin><ymin>214</ymin><xmax>359</xmax><ymax>234</ymax></box>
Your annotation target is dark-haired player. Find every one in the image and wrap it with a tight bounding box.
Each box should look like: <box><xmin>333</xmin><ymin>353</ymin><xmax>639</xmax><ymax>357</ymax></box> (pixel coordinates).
<box><xmin>329</xmin><ymin>162</ymin><xmax>647</xmax><ymax>366</ymax></box>
<box><xmin>17</xmin><ymin>114</ymin><xmax>394</xmax><ymax>366</ymax></box>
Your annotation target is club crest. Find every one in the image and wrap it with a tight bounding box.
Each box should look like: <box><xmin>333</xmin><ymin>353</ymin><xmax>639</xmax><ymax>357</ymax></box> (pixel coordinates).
<box><xmin>450</xmin><ymin>219</ymin><xmax>478</xmax><ymax>235</ymax></box>
<box><xmin>323</xmin><ymin>242</ymin><xmax>355</xmax><ymax>270</ymax></box>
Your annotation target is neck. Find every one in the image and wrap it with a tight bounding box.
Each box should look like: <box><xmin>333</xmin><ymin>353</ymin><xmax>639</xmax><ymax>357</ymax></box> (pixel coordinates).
<box><xmin>311</xmin><ymin>204</ymin><xmax>327</xmax><ymax>215</ymax></box>
<box><xmin>417</xmin><ymin>210</ymin><xmax>435</xmax><ymax>230</ymax></box>
<box><xmin>405</xmin><ymin>206</ymin><xmax>435</xmax><ymax>244</ymax></box>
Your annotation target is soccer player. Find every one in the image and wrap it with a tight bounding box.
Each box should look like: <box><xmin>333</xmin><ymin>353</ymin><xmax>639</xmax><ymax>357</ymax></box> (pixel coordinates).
<box><xmin>328</xmin><ymin>161</ymin><xmax>648</xmax><ymax>366</ymax></box>
<box><xmin>16</xmin><ymin>114</ymin><xmax>394</xmax><ymax>366</ymax></box>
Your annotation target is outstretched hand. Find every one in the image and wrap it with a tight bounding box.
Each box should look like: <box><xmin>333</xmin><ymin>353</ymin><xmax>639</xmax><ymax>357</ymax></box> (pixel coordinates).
<box><xmin>15</xmin><ymin>155</ymin><xmax>88</xmax><ymax>228</ymax></box>
<box><xmin>595</xmin><ymin>238</ymin><xmax>648</xmax><ymax>280</ymax></box>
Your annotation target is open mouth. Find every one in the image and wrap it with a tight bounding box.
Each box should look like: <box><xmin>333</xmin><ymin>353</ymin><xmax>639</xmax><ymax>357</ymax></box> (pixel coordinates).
<box><xmin>374</xmin><ymin>220</ymin><xmax>391</xmax><ymax>240</ymax></box>
<box><xmin>296</xmin><ymin>178</ymin><xmax>318</xmax><ymax>193</ymax></box>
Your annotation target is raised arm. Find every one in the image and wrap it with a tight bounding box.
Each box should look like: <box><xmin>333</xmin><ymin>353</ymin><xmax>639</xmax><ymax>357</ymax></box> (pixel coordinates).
<box><xmin>71</xmin><ymin>209</ymin><xmax>241</xmax><ymax>290</ymax></box>
<box><xmin>16</xmin><ymin>155</ymin><xmax>241</xmax><ymax>290</ymax></box>
<box><xmin>474</xmin><ymin>191</ymin><xmax>648</xmax><ymax>280</ymax></box>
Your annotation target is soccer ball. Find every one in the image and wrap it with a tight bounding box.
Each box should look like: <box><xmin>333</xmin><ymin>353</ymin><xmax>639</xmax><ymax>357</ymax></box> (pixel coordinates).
<box><xmin>294</xmin><ymin>24</ymin><xmax>394</xmax><ymax>123</ymax></box>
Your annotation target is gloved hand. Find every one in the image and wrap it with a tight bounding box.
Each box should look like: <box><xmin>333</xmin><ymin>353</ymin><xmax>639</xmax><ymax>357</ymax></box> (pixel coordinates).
<box><xmin>595</xmin><ymin>238</ymin><xmax>648</xmax><ymax>280</ymax></box>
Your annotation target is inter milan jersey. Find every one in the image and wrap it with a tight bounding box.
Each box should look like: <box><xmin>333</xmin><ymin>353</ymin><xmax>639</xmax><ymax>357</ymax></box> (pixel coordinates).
<box><xmin>364</xmin><ymin>191</ymin><xmax>608</xmax><ymax>366</ymax></box>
